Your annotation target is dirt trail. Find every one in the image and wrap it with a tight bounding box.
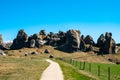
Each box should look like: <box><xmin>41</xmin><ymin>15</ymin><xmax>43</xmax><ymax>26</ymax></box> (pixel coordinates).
<box><xmin>40</xmin><ymin>59</ymin><xmax>64</xmax><ymax>80</ymax></box>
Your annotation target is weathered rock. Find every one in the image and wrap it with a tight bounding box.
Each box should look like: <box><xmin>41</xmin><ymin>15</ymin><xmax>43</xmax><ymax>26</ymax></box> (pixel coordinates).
<box><xmin>29</xmin><ymin>39</ymin><xmax>35</xmax><ymax>48</ymax></box>
<box><xmin>31</xmin><ymin>52</ymin><xmax>38</xmax><ymax>55</ymax></box>
<box><xmin>84</xmin><ymin>35</ymin><xmax>95</xmax><ymax>45</ymax></box>
<box><xmin>39</xmin><ymin>30</ymin><xmax>46</xmax><ymax>40</ymax></box>
<box><xmin>58</xmin><ymin>31</ymin><xmax>66</xmax><ymax>37</ymax></box>
<box><xmin>59</xmin><ymin>30</ymin><xmax>81</xmax><ymax>53</ymax></box>
<box><xmin>39</xmin><ymin>30</ymin><xmax>46</xmax><ymax>35</ymax></box>
<box><xmin>81</xmin><ymin>35</ymin><xmax>85</xmax><ymax>40</ymax></box>
<box><xmin>28</xmin><ymin>33</ymin><xmax>45</xmax><ymax>48</ymax></box>
<box><xmin>25</xmin><ymin>53</ymin><xmax>28</xmax><ymax>56</ymax></box>
<box><xmin>49</xmin><ymin>54</ymin><xmax>54</xmax><ymax>58</ymax></box>
<box><xmin>98</xmin><ymin>32</ymin><xmax>117</xmax><ymax>54</ymax></box>
<box><xmin>97</xmin><ymin>34</ymin><xmax>105</xmax><ymax>47</ymax></box>
<box><xmin>45</xmin><ymin>32</ymin><xmax>60</xmax><ymax>46</ymax></box>
<box><xmin>104</xmin><ymin>32</ymin><xmax>116</xmax><ymax>54</ymax></box>
<box><xmin>35</xmin><ymin>39</ymin><xmax>41</xmax><ymax>48</ymax></box>
<box><xmin>0</xmin><ymin>35</ymin><xmax>6</xmax><ymax>50</ymax></box>
<box><xmin>87</xmin><ymin>45</ymin><xmax>93</xmax><ymax>51</ymax></box>
<box><xmin>10</xmin><ymin>29</ymin><xmax>28</xmax><ymax>49</ymax></box>
<box><xmin>80</xmin><ymin>35</ymin><xmax>86</xmax><ymax>51</ymax></box>
<box><xmin>0</xmin><ymin>50</ymin><xmax>6</xmax><ymax>56</ymax></box>
<box><xmin>56</xmin><ymin>31</ymin><xmax>66</xmax><ymax>46</ymax></box>
<box><xmin>0</xmin><ymin>34</ymin><xmax>3</xmax><ymax>45</ymax></box>
<box><xmin>44</xmin><ymin>49</ymin><xmax>50</xmax><ymax>53</ymax></box>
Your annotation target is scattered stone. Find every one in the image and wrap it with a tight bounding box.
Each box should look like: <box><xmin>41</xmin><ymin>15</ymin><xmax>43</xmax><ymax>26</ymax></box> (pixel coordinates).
<box><xmin>31</xmin><ymin>52</ymin><xmax>38</xmax><ymax>55</ymax></box>
<box><xmin>0</xmin><ymin>50</ymin><xmax>6</xmax><ymax>56</ymax></box>
<box><xmin>44</xmin><ymin>49</ymin><xmax>50</xmax><ymax>53</ymax></box>
<box><xmin>108</xmin><ymin>58</ymin><xmax>113</xmax><ymax>62</ymax></box>
<box><xmin>49</xmin><ymin>54</ymin><xmax>54</xmax><ymax>58</ymax></box>
<box><xmin>116</xmin><ymin>61</ymin><xmax>120</xmax><ymax>64</ymax></box>
<box><xmin>25</xmin><ymin>53</ymin><xmax>28</xmax><ymax>56</ymax></box>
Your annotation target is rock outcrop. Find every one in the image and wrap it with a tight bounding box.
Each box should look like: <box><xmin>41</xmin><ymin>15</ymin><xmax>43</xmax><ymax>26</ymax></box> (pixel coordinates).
<box><xmin>84</xmin><ymin>35</ymin><xmax>95</xmax><ymax>45</ymax></box>
<box><xmin>10</xmin><ymin>29</ymin><xmax>28</xmax><ymax>49</ymax></box>
<box><xmin>0</xmin><ymin>34</ymin><xmax>7</xmax><ymax>50</ymax></box>
<box><xmin>28</xmin><ymin>34</ymin><xmax>43</xmax><ymax>48</ymax></box>
<box><xmin>80</xmin><ymin>35</ymin><xmax>86</xmax><ymax>51</ymax></box>
<box><xmin>59</xmin><ymin>30</ymin><xmax>81</xmax><ymax>52</ymax></box>
<box><xmin>98</xmin><ymin>32</ymin><xmax>116</xmax><ymax>54</ymax></box>
<box><xmin>10</xmin><ymin>30</ymin><xmax>46</xmax><ymax>49</ymax></box>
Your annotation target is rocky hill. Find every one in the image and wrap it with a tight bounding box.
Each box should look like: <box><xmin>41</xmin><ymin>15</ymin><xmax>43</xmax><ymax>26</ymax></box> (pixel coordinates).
<box><xmin>5</xmin><ymin>29</ymin><xmax>116</xmax><ymax>54</ymax></box>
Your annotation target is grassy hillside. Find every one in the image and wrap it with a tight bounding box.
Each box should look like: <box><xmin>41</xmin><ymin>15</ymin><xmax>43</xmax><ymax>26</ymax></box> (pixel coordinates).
<box><xmin>0</xmin><ymin>56</ymin><xmax>49</xmax><ymax>80</ymax></box>
<box><xmin>62</xmin><ymin>58</ymin><xmax>120</xmax><ymax>80</ymax></box>
<box><xmin>56</xmin><ymin>60</ymin><xmax>98</xmax><ymax>80</ymax></box>
<box><xmin>1</xmin><ymin>46</ymin><xmax>120</xmax><ymax>80</ymax></box>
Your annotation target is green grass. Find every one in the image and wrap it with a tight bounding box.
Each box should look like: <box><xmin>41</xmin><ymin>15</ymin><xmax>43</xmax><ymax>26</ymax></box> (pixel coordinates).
<box><xmin>56</xmin><ymin>60</ymin><xmax>96</xmax><ymax>80</ymax></box>
<box><xmin>83</xmin><ymin>62</ymin><xmax>120</xmax><ymax>80</ymax></box>
<box><xmin>0</xmin><ymin>56</ymin><xmax>49</xmax><ymax>80</ymax></box>
<box><xmin>63</xmin><ymin>59</ymin><xmax>120</xmax><ymax>80</ymax></box>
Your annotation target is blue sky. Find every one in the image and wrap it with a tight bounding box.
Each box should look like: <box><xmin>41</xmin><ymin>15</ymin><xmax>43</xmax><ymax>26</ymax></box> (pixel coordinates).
<box><xmin>0</xmin><ymin>0</ymin><xmax>120</xmax><ymax>43</ymax></box>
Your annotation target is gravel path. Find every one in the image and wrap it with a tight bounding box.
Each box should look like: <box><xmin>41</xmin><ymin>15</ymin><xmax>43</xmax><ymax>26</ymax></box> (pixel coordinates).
<box><xmin>40</xmin><ymin>59</ymin><xmax>64</xmax><ymax>80</ymax></box>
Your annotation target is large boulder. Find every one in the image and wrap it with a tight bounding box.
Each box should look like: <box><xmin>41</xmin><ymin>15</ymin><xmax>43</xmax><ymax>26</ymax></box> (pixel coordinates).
<box><xmin>86</xmin><ymin>45</ymin><xmax>93</xmax><ymax>51</ymax></box>
<box><xmin>104</xmin><ymin>32</ymin><xmax>116</xmax><ymax>54</ymax></box>
<box><xmin>80</xmin><ymin>35</ymin><xmax>86</xmax><ymax>51</ymax></box>
<box><xmin>98</xmin><ymin>32</ymin><xmax>117</xmax><ymax>54</ymax></box>
<box><xmin>59</xmin><ymin>30</ymin><xmax>81</xmax><ymax>53</ymax></box>
<box><xmin>0</xmin><ymin>50</ymin><xmax>6</xmax><ymax>56</ymax></box>
<box><xmin>28</xmin><ymin>33</ymin><xmax>45</xmax><ymax>48</ymax></box>
<box><xmin>0</xmin><ymin>34</ymin><xmax>3</xmax><ymax>45</ymax></box>
<box><xmin>84</xmin><ymin>35</ymin><xmax>95</xmax><ymax>45</ymax></box>
<box><xmin>10</xmin><ymin>29</ymin><xmax>28</xmax><ymax>49</ymax></box>
<box><xmin>45</xmin><ymin>32</ymin><xmax>60</xmax><ymax>46</ymax></box>
<box><xmin>56</xmin><ymin>31</ymin><xmax>66</xmax><ymax>46</ymax></box>
<box><xmin>0</xmin><ymin>35</ymin><xmax>6</xmax><ymax>50</ymax></box>
<box><xmin>39</xmin><ymin>30</ymin><xmax>47</xmax><ymax>40</ymax></box>
<box><xmin>97</xmin><ymin>34</ymin><xmax>105</xmax><ymax>47</ymax></box>
<box><xmin>29</xmin><ymin>39</ymin><xmax>35</xmax><ymax>48</ymax></box>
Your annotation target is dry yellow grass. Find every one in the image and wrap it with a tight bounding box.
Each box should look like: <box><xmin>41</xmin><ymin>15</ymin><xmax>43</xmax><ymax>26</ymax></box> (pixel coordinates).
<box><xmin>0</xmin><ymin>56</ymin><xmax>49</xmax><ymax>80</ymax></box>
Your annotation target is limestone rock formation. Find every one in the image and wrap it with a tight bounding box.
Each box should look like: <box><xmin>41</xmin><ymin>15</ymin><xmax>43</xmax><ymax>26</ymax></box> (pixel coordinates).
<box><xmin>29</xmin><ymin>39</ymin><xmax>35</xmax><ymax>48</ymax></box>
<box><xmin>28</xmin><ymin>34</ymin><xmax>44</xmax><ymax>48</ymax></box>
<box><xmin>0</xmin><ymin>34</ymin><xmax>7</xmax><ymax>50</ymax></box>
<box><xmin>84</xmin><ymin>35</ymin><xmax>95</xmax><ymax>45</ymax></box>
<box><xmin>10</xmin><ymin>29</ymin><xmax>28</xmax><ymax>49</ymax></box>
<box><xmin>98</xmin><ymin>32</ymin><xmax>116</xmax><ymax>54</ymax></box>
<box><xmin>59</xmin><ymin>30</ymin><xmax>81</xmax><ymax>53</ymax></box>
<box><xmin>45</xmin><ymin>32</ymin><xmax>63</xmax><ymax>46</ymax></box>
<box><xmin>104</xmin><ymin>32</ymin><xmax>116</xmax><ymax>54</ymax></box>
<box><xmin>97</xmin><ymin>34</ymin><xmax>105</xmax><ymax>47</ymax></box>
<box><xmin>80</xmin><ymin>35</ymin><xmax>86</xmax><ymax>51</ymax></box>
<box><xmin>0</xmin><ymin>34</ymin><xmax>3</xmax><ymax>45</ymax></box>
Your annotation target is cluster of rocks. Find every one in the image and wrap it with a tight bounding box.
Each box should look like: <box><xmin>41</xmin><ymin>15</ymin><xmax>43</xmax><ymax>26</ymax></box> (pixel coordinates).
<box><xmin>10</xmin><ymin>29</ymin><xmax>46</xmax><ymax>49</ymax></box>
<box><xmin>25</xmin><ymin>51</ymin><xmax>38</xmax><ymax>56</ymax></box>
<box><xmin>0</xmin><ymin>29</ymin><xmax>117</xmax><ymax>55</ymax></box>
<box><xmin>0</xmin><ymin>35</ymin><xmax>6</xmax><ymax>50</ymax></box>
<box><xmin>97</xmin><ymin>32</ymin><xmax>116</xmax><ymax>54</ymax></box>
<box><xmin>45</xmin><ymin>31</ymin><xmax>66</xmax><ymax>46</ymax></box>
